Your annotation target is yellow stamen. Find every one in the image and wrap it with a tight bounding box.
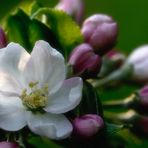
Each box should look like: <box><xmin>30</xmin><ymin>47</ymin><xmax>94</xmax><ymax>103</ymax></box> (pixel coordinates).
<box><xmin>20</xmin><ymin>82</ymin><xmax>48</xmax><ymax>110</ymax></box>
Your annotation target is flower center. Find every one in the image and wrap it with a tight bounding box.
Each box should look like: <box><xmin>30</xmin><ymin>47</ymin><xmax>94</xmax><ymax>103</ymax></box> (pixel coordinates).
<box><xmin>20</xmin><ymin>82</ymin><xmax>48</xmax><ymax>111</ymax></box>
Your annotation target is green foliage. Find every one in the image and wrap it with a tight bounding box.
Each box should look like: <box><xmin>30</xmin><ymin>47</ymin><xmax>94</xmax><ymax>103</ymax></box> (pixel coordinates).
<box><xmin>6</xmin><ymin>8</ymin><xmax>83</xmax><ymax>58</ymax></box>
<box><xmin>77</xmin><ymin>81</ymin><xmax>103</xmax><ymax>116</ymax></box>
<box><xmin>28</xmin><ymin>135</ymin><xmax>63</xmax><ymax>148</ymax></box>
<box><xmin>31</xmin><ymin>8</ymin><xmax>83</xmax><ymax>59</ymax></box>
<box><xmin>7</xmin><ymin>9</ymin><xmax>31</xmax><ymax>50</ymax></box>
<box><xmin>6</xmin><ymin>9</ymin><xmax>55</xmax><ymax>52</ymax></box>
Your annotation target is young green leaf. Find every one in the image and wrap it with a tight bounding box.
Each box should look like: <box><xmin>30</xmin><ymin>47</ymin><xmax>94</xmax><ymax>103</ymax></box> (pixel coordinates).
<box><xmin>7</xmin><ymin>9</ymin><xmax>31</xmax><ymax>50</ymax></box>
<box><xmin>6</xmin><ymin>9</ymin><xmax>57</xmax><ymax>53</ymax></box>
<box><xmin>31</xmin><ymin>8</ymin><xmax>83</xmax><ymax>59</ymax></box>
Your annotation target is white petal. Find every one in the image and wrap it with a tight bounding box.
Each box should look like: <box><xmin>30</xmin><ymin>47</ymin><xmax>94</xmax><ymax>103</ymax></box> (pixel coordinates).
<box><xmin>44</xmin><ymin>77</ymin><xmax>83</xmax><ymax>114</ymax></box>
<box><xmin>0</xmin><ymin>95</ymin><xmax>26</xmax><ymax>131</ymax></box>
<box><xmin>127</xmin><ymin>45</ymin><xmax>148</xmax><ymax>64</ymax></box>
<box><xmin>132</xmin><ymin>60</ymin><xmax>148</xmax><ymax>80</ymax></box>
<box><xmin>27</xmin><ymin>112</ymin><xmax>72</xmax><ymax>139</ymax></box>
<box><xmin>23</xmin><ymin>40</ymin><xmax>66</xmax><ymax>94</ymax></box>
<box><xmin>127</xmin><ymin>45</ymin><xmax>148</xmax><ymax>80</ymax></box>
<box><xmin>0</xmin><ymin>72</ymin><xmax>21</xmax><ymax>94</ymax></box>
<box><xmin>0</xmin><ymin>43</ymin><xmax>30</xmax><ymax>88</ymax></box>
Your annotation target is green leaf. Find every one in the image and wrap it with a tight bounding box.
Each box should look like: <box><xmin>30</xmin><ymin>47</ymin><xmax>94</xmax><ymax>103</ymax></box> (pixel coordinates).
<box><xmin>28</xmin><ymin>19</ymin><xmax>57</xmax><ymax>49</ymax></box>
<box><xmin>30</xmin><ymin>2</ymin><xmax>43</xmax><ymax>15</ymax></box>
<box><xmin>31</xmin><ymin>8</ymin><xmax>83</xmax><ymax>59</ymax></box>
<box><xmin>6</xmin><ymin>9</ymin><xmax>31</xmax><ymax>50</ymax></box>
<box><xmin>6</xmin><ymin>9</ymin><xmax>56</xmax><ymax>52</ymax></box>
<box><xmin>77</xmin><ymin>81</ymin><xmax>103</xmax><ymax>116</ymax></box>
<box><xmin>28</xmin><ymin>135</ymin><xmax>63</xmax><ymax>148</ymax></box>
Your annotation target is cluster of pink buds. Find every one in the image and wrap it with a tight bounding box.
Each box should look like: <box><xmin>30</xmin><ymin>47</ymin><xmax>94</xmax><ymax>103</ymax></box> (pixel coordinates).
<box><xmin>68</xmin><ymin>13</ymin><xmax>118</xmax><ymax>78</ymax></box>
<box><xmin>56</xmin><ymin>0</ymin><xmax>119</xmax><ymax>79</ymax></box>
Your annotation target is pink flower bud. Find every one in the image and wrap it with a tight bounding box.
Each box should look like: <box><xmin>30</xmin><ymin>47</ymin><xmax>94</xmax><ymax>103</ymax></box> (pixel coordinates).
<box><xmin>81</xmin><ymin>14</ymin><xmax>118</xmax><ymax>55</ymax></box>
<box><xmin>138</xmin><ymin>85</ymin><xmax>148</xmax><ymax>109</ymax></box>
<box><xmin>0</xmin><ymin>142</ymin><xmax>19</xmax><ymax>148</ymax></box>
<box><xmin>72</xmin><ymin>114</ymin><xmax>104</xmax><ymax>138</ymax></box>
<box><xmin>126</xmin><ymin>45</ymin><xmax>148</xmax><ymax>82</ymax></box>
<box><xmin>55</xmin><ymin>0</ymin><xmax>84</xmax><ymax>24</ymax></box>
<box><xmin>0</xmin><ymin>27</ymin><xmax>7</xmax><ymax>48</ymax></box>
<box><xmin>68</xmin><ymin>43</ymin><xmax>102</xmax><ymax>78</ymax></box>
<box><xmin>99</xmin><ymin>50</ymin><xmax>125</xmax><ymax>77</ymax></box>
<box><xmin>105</xmin><ymin>49</ymin><xmax>126</xmax><ymax>67</ymax></box>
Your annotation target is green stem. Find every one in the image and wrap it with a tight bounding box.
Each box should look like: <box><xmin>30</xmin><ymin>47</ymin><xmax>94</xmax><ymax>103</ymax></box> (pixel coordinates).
<box><xmin>103</xmin><ymin>94</ymin><xmax>137</xmax><ymax>109</ymax></box>
<box><xmin>93</xmin><ymin>64</ymin><xmax>133</xmax><ymax>88</ymax></box>
<box><xmin>15</xmin><ymin>133</ymin><xmax>26</xmax><ymax>148</ymax></box>
<box><xmin>104</xmin><ymin>110</ymin><xmax>139</xmax><ymax>124</ymax></box>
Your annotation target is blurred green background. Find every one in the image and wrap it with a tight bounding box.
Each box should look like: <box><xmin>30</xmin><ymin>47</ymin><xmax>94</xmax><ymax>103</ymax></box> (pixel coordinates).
<box><xmin>0</xmin><ymin>0</ymin><xmax>148</xmax><ymax>147</ymax></box>
<box><xmin>1</xmin><ymin>0</ymin><xmax>148</xmax><ymax>54</ymax></box>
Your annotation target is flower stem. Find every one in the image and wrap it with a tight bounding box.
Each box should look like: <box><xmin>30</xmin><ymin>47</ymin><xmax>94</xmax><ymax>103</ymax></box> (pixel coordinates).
<box><xmin>104</xmin><ymin>110</ymin><xmax>139</xmax><ymax>124</ymax></box>
<box><xmin>103</xmin><ymin>94</ymin><xmax>137</xmax><ymax>109</ymax></box>
<box><xmin>93</xmin><ymin>64</ymin><xmax>133</xmax><ymax>88</ymax></box>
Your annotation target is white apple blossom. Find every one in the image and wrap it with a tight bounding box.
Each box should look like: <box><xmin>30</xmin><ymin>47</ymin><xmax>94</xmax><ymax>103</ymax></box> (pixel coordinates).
<box><xmin>0</xmin><ymin>40</ymin><xmax>83</xmax><ymax>139</ymax></box>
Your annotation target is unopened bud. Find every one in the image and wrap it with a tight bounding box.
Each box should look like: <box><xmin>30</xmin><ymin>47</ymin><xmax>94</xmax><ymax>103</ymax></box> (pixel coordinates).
<box><xmin>126</xmin><ymin>45</ymin><xmax>148</xmax><ymax>82</ymax></box>
<box><xmin>100</xmin><ymin>50</ymin><xmax>126</xmax><ymax>77</ymax></box>
<box><xmin>55</xmin><ymin>0</ymin><xmax>84</xmax><ymax>24</ymax></box>
<box><xmin>0</xmin><ymin>141</ymin><xmax>19</xmax><ymax>148</ymax></box>
<box><xmin>68</xmin><ymin>43</ymin><xmax>102</xmax><ymax>78</ymax></box>
<box><xmin>106</xmin><ymin>50</ymin><xmax>125</xmax><ymax>64</ymax></box>
<box><xmin>81</xmin><ymin>14</ymin><xmax>118</xmax><ymax>55</ymax></box>
<box><xmin>0</xmin><ymin>27</ymin><xmax>7</xmax><ymax>48</ymax></box>
<box><xmin>73</xmin><ymin>114</ymin><xmax>104</xmax><ymax>138</ymax></box>
<box><xmin>136</xmin><ymin>86</ymin><xmax>148</xmax><ymax>112</ymax></box>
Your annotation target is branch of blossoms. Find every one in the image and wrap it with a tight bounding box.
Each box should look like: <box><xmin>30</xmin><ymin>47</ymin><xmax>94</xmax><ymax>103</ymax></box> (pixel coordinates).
<box><xmin>0</xmin><ymin>0</ymin><xmax>148</xmax><ymax>147</ymax></box>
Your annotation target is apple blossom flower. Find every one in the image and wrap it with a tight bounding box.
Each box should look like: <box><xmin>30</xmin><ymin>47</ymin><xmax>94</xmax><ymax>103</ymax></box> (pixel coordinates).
<box><xmin>0</xmin><ymin>141</ymin><xmax>19</xmax><ymax>148</ymax></box>
<box><xmin>55</xmin><ymin>0</ymin><xmax>84</xmax><ymax>24</ymax></box>
<box><xmin>0</xmin><ymin>40</ymin><xmax>83</xmax><ymax>140</ymax></box>
<box><xmin>0</xmin><ymin>27</ymin><xmax>7</xmax><ymax>48</ymax></box>
<box><xmin>81</xmin><ymin>14</ymin><xmax>118</xmax><ymax>55</ymax></box>
<box><xmin>126</xmin><ymin>45</ymin><xmax>148</xmax><ymax>82</ymax></box>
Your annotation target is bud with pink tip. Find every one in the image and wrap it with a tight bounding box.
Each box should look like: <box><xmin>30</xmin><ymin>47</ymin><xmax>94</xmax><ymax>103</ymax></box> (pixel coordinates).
<box><xmin>0</xmin><ymin>141</ymin><xmax>19</xmax><ymax>148</ymax></box>
<box><xmin>136</xmin><ymin>85</ymin><xmax>148</xmax><ymax>111</ymax></box>
<box><xmin>81</xmin><ymin>14</ymin><xmax>118</xmax><ymax>55</ymax></box>
<box><xmin>72</xmin><ymin>114</ymin><xmax>104</xmax><ymax>138</ymax></box>
<box><xmin>0</xmin><ymin>27</ymin><xmax>7</xmax><ymax>48</ymax></box>
<box><xmin>126</xmin><ymin>45</ymin><xmax>148</xmax><ymax>82</ymax></box>
<box><xmin>55</xmin><ymin>0</ymin><xmax>84</xmax><ymax>24</ymax></box>
<box><xmin>106</xmin><ymin>50</ymin><xmax>125</xmax><ymax>64</ymax></box>
<box><xmin>68</xmin><ymin>43</ymin><xmax>102</xmax><ymax>78</ymax></box>
<box><xmin>100</xmin><ymin>49</ymin><xmax>126</xmax><ymax>76</ymax></box>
